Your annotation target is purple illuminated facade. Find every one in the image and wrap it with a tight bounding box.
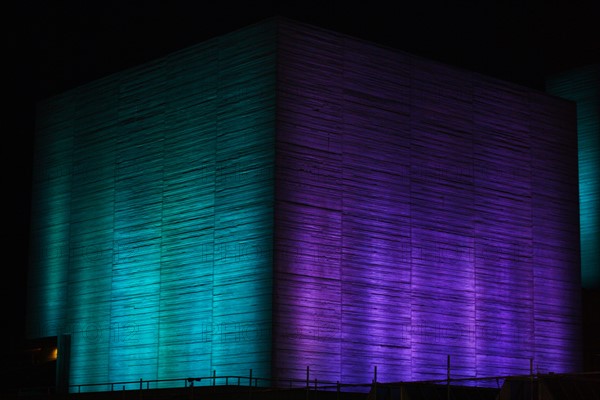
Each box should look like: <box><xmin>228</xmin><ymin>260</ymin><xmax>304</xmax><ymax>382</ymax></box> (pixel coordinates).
<box><xmin>273</xmin><ymin>20</ymin><xmax>581</xmax><ymax>383</ymax></box>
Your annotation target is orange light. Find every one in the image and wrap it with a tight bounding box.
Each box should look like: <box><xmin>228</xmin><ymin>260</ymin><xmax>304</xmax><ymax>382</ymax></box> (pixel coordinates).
<box><xmin>50</xmin><ymin>347</ymin><xmax>58</xmax><ymax>361</ymax></box>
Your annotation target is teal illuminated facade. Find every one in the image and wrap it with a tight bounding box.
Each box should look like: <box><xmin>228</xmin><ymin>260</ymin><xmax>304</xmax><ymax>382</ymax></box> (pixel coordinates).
<box><xmin>28</xmin><ymin>22</ymin><xmax>276</xmax><ymax>388</ymax></box>
<box><xmin>547</xmin><ymin>65</ymin><xmax>600</xmax><ymax>289</ymax></box>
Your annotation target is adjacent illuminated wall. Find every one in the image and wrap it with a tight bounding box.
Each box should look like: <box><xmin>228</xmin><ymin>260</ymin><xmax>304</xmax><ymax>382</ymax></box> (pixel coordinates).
<box><xmin>28</xmin><ymin>22</ymin><xmax>276</xmax><ymax>389</ymax></box>
<box><xmin>272</xmin><ymin>20</ymin><xmax>581</xmax><ymax>383</ymax></box>
<box><xmin>28</xmin><ymin>18</ymin><xmax>581</xmax><ymax>391</ymax></box>
<box><xmin>547</xmin><ymin>65</ymin><xmax>600</xmax><ymax>289</ymax></box>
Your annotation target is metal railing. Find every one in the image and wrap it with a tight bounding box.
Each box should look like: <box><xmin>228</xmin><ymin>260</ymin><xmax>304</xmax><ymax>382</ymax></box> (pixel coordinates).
<box><xmin>62</xmin><ymin>367</ymin><xmax>599</xmax><ymax>399</ymax></box>
<box><xmin>67</xmin><ymin>369</ymin><xmax>497</xmax><ymax>394</ymax></box>
<box><xmin>68</xmin><ymin>367</ymin><xmax>372</xmax><ymax>394</ymax></box>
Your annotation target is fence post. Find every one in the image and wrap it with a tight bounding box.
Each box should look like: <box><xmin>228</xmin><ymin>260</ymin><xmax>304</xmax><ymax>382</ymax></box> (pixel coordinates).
<box><xmin>373</xmin><ymin>365</ymin><xmax>378</xmax><ymax>400</ymax></box>
<box><xmin>530</xmin><ymin>358</ymin><xmax>534</xmax><ymax>400</ymax></box>
<box><xmin>447</xmin><ymin>355</ymin><xmax>451</xmax><ymax>400</ymax></box>
<box><xmin>306</xmin><ymin>366</ymin><xmax>310</xmax><ymax>400</ymax></box>
<box><xmin>213</xmin><ymin>370</ymin><xmax>216</xmax><ymax>386</ymax></box>
<box><xmin>249</xmin><ymin>368</ymin><xmax>253</xmax><ymax>400</ymax></box>
<box><xmin>306</xmin><ymin>366</ymin><xmax>310</xmax><ymax>388</ymax></box>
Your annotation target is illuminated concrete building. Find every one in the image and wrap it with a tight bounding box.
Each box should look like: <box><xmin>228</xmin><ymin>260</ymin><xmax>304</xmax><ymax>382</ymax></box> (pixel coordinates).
<box><xmin>28</xmin><ymin>18</ymin><xmax>582</xmax><ymax>391</ymax></box>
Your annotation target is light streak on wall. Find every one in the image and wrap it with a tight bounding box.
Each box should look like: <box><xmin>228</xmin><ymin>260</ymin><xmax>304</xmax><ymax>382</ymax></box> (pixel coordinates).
<box><xmin>547</xmin><ymin>65</ymin><xmax>600</xmax><ymax>289</ymax></box>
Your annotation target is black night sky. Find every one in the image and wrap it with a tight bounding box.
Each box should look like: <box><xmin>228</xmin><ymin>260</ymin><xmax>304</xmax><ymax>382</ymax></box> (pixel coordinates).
<box><xmin>4</xmin><ymin>0</ymin><xmax>599</xmax><ymax>386</ymax></box>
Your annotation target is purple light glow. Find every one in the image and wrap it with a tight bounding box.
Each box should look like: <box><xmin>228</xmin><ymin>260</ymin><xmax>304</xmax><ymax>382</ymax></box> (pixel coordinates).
<box><xmin>273</xmin><ymin>20</ymin><xmax>580</xmax><ymax>385</ymax></box>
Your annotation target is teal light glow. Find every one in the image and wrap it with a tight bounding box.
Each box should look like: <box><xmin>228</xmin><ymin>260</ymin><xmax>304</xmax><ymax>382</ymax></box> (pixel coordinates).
<box><xmin>28</xmin><ymin>94</ymin><xmax>74</xmax><ymax>341</ymax></box>
<box><xmin>28</xmin><ymin>21</ymin><xmax>276</xmax><ymax>390</ymax></box>
<box><xmin>547</xmin><ymin>65</ymin><xmax>600</xmax><ymax>288</ymax></box>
